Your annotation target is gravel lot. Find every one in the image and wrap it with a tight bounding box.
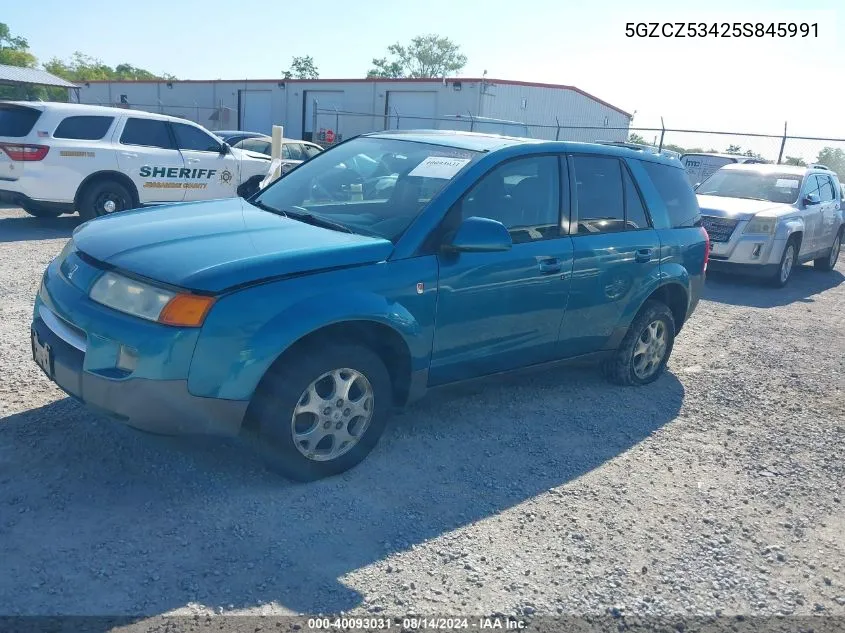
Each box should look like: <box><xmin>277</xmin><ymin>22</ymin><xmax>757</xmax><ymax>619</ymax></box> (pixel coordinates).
<box><xmin>0</xmin><ymin>205</ymin><xmax>843</xmax><ymax>628</ymax></box>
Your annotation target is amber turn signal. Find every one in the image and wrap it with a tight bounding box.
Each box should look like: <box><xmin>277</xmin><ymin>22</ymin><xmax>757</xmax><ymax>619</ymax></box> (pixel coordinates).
<box><xmin>158</xmin><ymin>294</ymin><xmax>216</xmax><ymax>327</ymax></box>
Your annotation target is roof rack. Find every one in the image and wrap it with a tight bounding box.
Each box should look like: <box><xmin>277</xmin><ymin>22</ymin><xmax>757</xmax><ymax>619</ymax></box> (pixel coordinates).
<box><xmin>810</xmin><ymin>163</ymin><xmax>832</xmax><ymax>171</ymax></box>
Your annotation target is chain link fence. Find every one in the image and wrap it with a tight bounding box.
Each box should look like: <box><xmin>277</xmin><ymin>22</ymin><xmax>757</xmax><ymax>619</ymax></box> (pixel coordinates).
<box><xmin>73</xmin><ymin>98</ymin><xmax>845</xmax><ymax>182</ymax></box>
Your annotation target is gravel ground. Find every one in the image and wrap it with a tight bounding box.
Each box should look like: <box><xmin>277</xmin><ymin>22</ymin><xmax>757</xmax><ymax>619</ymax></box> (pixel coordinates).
<box><xmin>0</xmin><ymin>206</ymin><xmax>843</xmax><ymax>629</ymax></box>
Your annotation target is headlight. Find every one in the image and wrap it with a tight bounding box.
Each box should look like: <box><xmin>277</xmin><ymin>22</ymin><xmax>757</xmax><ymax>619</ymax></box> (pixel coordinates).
<box><xmin>744</xmin><ymin>218</ymin><xmax>777</xmax><ymax>235</ymax></box>
<box><xmin>89</xmin><ymin>271</ymin><xmax>215</xmax><ymax>327</ymax></box>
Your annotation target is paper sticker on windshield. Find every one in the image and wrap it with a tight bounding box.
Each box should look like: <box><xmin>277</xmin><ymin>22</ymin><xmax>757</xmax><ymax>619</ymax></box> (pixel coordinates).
<box><xmin>409</xmin><ymin>157</ymin><xmax>471</xmax><ymax>179</ymax></box>
<box><xmin>775</xmin><ymin>178</ymin><xmax>799</xmax><ymax>188</ymax></box>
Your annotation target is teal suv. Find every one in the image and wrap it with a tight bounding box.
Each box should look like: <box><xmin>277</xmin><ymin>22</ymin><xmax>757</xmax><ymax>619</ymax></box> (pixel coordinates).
<box><xmin>31</xmin><ymin>130</ymin><xmax>708</xmax><ymax>481</ymax></box>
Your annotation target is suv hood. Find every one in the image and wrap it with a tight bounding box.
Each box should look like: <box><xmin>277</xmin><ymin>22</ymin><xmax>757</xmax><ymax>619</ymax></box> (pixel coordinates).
<box><xmin>696</xmin><ymin>194</ymin><xmax>795</xmax><ymax>220</ymax></box>
<box><xmin>71</xmin><ymin>198</ymin><xmax>394</xmax><ymax>293</ymax></box>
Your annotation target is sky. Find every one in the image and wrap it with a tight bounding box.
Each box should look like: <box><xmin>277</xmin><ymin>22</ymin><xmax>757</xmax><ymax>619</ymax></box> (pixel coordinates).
<box><xmin>4</xmin><ymin>0</ymin><xmax>843</xmax><ymax>158</ymax></box>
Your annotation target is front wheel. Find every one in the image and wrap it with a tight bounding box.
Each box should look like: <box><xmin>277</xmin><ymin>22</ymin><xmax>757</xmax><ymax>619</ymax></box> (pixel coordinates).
<box><xmin>249</xmin><ymin>343</ymin><xmax>393</xmax><ymax>482</ymax></box>
<box><xmin>814</xmin><ymin>230</ymin><xmax>841</xmax><ymax>272</ymax></box>
<box><xmin>771</xmin><ymin>237</ymin><xmax>799</xmax><ymax>287</ymax></box>
<box><xmin>603</xmin><ymin>300</ymin><xmax>676</xmax><ymax>386</ymax></box>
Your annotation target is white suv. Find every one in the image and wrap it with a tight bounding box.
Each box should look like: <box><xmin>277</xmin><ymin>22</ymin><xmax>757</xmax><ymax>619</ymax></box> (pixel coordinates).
<box><xmin>696</xmin><ymin>163</ymin><xmax>843</xmax><ymax>286</ymax></box>
<box><xmin>0</xmin><ymin>101</ymin><xmax>271</xmax><ymax>220</ymax></box>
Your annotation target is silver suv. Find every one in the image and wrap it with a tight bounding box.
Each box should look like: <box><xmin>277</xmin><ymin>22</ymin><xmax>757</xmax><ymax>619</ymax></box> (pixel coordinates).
<box><xmin>696</xmin><ymin>163</ymin><xmax>843</xmax><ymax>286</ymax></box>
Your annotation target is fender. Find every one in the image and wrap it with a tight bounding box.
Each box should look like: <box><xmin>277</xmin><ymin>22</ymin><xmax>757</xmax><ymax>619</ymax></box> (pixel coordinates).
<box><xmin>187</xmin><ymin>259</ymin><xmax>439</xmax><ymax>400</ymax></box>
<box><xmin>774</xmin><ymin>217</ymin><xmax>804</xmax><ymax>242</ymax></box>
<box><xmin>605</xmin><ymin>275</ymin><xmax>690</xmax><ymax>351</ymax></box>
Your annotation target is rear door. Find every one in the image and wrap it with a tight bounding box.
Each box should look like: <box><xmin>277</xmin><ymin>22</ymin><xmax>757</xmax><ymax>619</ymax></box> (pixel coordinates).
<box><xmin>557</xmin><ymin>154</ymin><xmax>661</xmax><ymax>358</ymax></box>
<box><xmin>116</xmin><ymin>116</ymin><xmax>186</xmax><ymax>204</ymax></box>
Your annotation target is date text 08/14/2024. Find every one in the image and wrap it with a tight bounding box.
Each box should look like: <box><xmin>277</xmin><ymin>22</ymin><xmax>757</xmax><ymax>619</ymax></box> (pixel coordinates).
<box><xmin>307</xmin><ymin>617</ymin><xmax>527</xmax><ymax>630</ymax></box>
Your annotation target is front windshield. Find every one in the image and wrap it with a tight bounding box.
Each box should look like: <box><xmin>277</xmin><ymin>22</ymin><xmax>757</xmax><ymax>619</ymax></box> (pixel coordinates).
<box><xmin>252</xmin><ymin>136</ymin><xmax>481</xmax><ymax>241</ymax></box>
<box><xmin>696</xmin><ymin>170</ymin><xmax>802</xmax><ymax>204</ymax></box>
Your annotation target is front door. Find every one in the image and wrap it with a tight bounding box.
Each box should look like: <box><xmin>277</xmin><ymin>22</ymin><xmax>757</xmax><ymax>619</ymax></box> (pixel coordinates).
<box><xmin>429</xmin><ymin>155</ymin><xmax>574</xmax><ymax>385</ymax></box>
<box><xmin>116</xmin><ymin>116</ymin><xmax>186</xmax><ymax>204</ymax></box>
<box><xmin>558</xmin><ymin>154</ymin><xmax>662</xmax><ymax>357</ymax></box>
<box><xmin>815</xmin><ymin>173</ymin><xmax>840</xmax><ymax>252</ymax></box>
<box><xmin>170</xmin><ymin>122</ymin><xmax>240</xmax><ymax>201</ymax></box>
<box><xmin>799</xmin><ymin>174</ymin><xmax>825</xmax><ymax>255</ymax></box>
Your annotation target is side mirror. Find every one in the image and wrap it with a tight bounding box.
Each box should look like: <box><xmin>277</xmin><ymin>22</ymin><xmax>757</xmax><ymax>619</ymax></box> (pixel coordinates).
<box><xmin>443</xmin><ymin>216</ymin><xmax>512</xmax><ymax>253</ymax></box>
<box><xmin>803</xmin><ymin>192</ymin><xmax>821</xmax><ymax>206</ymax></box>
<box><xmin>219</xmin><ymin>143</ymin><xmax>230</xmax><ymax>155</ymax></box>
<box><xmin>693</xmin><ymin>182</ymin><xmax>701</xmax><ymax>190</ymax></box>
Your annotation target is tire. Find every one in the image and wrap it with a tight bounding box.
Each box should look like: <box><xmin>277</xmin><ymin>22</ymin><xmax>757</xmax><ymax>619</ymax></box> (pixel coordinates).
<box><xmin>602</xmin><ymin>300</ymin><xmax>676</xmax><ymax>386</ymax></box>
<box><xmin>770</xmin><ymin>236</ymin><xmax>800</xmax><ymax>287</ymax></box>
<box><xmin>250</xmin><ymin>343</ymin><xmax>392</xmax><ymax>482</ymax></box>
<box><xmin>814</xmin><ymin>229</ymin><xmax>842</xmax><ymax>272</ymax></box>
<box><xmin>22</xmin><ymin>204</ymin><xmax>63</xmax><ymax>218</ymax></box>
<box><xmin>78</xmin><ymin>179</ymin><xmax>135</xmax><ymax>221</ymax></box>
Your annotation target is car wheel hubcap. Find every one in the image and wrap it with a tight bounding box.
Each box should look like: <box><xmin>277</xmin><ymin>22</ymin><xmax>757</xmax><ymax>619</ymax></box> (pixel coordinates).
<box><xmin>781</xmin><ymin>246</ymin><xmax>794</xmax><ymax>282</ymax></box>
<box><xmin>632</xmin><ymin>320</ymin><xmax>667</xmax><ymax>380</ymax></box>
<box><xmin>97</xmin><ymin>193</ymin><xmax>125</xmax><ymax>214</ymax></box>
<box><xmin>831</xmin><ymin>236</ymin><xmax>841</xmax><ymax>267</ymax></box>
<box><xmin>291</xmin><ymin>368</ymin><xmax>374</xmax><ymax>462</ymax></box>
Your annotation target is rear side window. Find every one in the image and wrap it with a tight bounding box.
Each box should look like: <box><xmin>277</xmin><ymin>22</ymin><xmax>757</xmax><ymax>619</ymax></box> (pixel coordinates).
<box><xmin>641</xmin><ymin>161</ymin><xmax>700</xmax><ymax>228</ymax></box>
<box><xmin>0</xmin><ymin>106</ymin><xmax>41</xmax><ymax>138</ymax></box>
<box><xmin>571</xmin><ymin>155</ymin><xmax>625</xmax><ymax>234</ymax></box>
<box><xmin>54</xmin><ymin>116</ymin><xmax>114</xmax><ymax>140</ymax></box>
<box><xmin>120</xmin><ymin>118</ymin><xmax>174</xmax><ymax>149</ymax></box>
<box><xmin>622</xmin><ymin>165</ymin><xmax>650</xmax><ymax>229</ymax></box>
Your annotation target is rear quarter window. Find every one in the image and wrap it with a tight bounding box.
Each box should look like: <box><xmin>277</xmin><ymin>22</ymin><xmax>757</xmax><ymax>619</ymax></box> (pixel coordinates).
<box><xmin>641</xmin><ymin>160</ymin><xmax>701</xmax><ymax>228</ymax></box>
<box><xmin>0</xmin><ymin>105</ymin><xmax>42</xmax><ymax>138</ymax></box>
<box><xmin>54</xmin><ymin>116</ymin><xmax>114</xmax><ymax>140</ymax></box>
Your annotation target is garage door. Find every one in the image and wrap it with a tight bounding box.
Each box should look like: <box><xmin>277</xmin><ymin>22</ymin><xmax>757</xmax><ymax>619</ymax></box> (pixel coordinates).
<box><xmin>239</xmin><ymin>90</ymin><xmax>272</xmax><ymax>134</ymax></box>
<box><xmin>386</xmin><ymin>91</ymin><xmax>437</xmax><ymax>130</ymax></box>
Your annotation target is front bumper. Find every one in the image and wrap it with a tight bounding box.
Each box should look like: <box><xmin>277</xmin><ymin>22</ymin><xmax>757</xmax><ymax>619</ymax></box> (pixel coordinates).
<box><xmin>32</xmin><ymin>282</ymin><xmax>248</xmax><ymax>437</ymax></box>
<box><xmin>706</xmin><ymin>259</ymin><xmax>779</xmax><ymax>278</ymax></box>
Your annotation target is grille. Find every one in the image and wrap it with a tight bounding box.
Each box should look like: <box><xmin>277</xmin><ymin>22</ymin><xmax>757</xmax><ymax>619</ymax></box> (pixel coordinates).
<box><xmin>701</xmin><ymin>216</ymin><xmax>739</xmax><ymax>243</ymax></box>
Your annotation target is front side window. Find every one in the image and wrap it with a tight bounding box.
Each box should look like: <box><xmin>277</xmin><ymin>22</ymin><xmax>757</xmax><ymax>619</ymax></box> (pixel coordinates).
<box><xmin>284</xmin><ymin>143</ymin><xmax>307</xmax><ymax>161</ymax></box>
<box><xmin>459</xmin><ymin>155</ymin><xmax>561</xmax><ymax>242</ymax></box>
<box><xmin>252</xmin><ymin>136</ymin><xmax>481</xmax><ymax>242</ymax></box>
<box><xmin>54</xmin><ymin>116</ymin><xmax>114</xmax><ymax>140</ymax></box>
<box><xmin>698</xmin><ymin>169</ymin><xmax>802</xmax><ymax>205</ymax></box>
<box><xmin>172</xmin><ymin>123</ymin><xmax>222</xmax><ymax>152</ymax></box>
<box><xmin>817</xmin><ymin>175</ymin><xmax>835</xmax><ymax>202</ymax></box>
<box><xmin>120</xmin><ymin>118</ymin><xmax>173</xmax><ymax>149</ymax></box>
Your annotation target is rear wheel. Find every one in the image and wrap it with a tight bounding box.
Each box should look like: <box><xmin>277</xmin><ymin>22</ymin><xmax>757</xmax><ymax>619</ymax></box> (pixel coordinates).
<box><xmin>249</xmin><ymin>343</ymin><xmax>392</xmax><ymax>482</ymax></box>
<box><xmin>814</xmin><ymin>229</ymin><xmax>842</xmax><ymax>271</ymax></box>
<box><xmin>602</xmin><ymin>300</ymin><xmax>676</xmax><ymax>386</ymax></box>
<box><xmin>78</xmin><ymin>180</ymin><xmax>135</xmax><ymax>221</ymax></box>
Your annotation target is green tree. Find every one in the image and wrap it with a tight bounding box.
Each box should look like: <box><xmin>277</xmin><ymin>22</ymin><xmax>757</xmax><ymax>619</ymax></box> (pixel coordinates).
<box><xmin>784</xmin><ymin>156</ymin><xmax>806</xmax><ymax>166</ymax></box>
<box><xmin>0</xmin><ymin>22</ymin><xmax>36</xmax><ymax>67</ymax></box>
<box><xmin>726</xmin><ymin>144</ymin><xmax>742</xmax><ymax>155</ymax></box>
<box><xmin>663</xmin><ymin>143</ymin><xmax>687</xmax><ymax>154</ymax></box>
<box><xmin>367</xmin><ymin>34</ymin><xmax>467</xmax><ymax>79</ymax></box>
<box><xmin>815</xmin><ymin>147</ymin><xmax>845</xmax><ymax>180</ymax></box>
<box><xmin>0</xmin><ymin>23</ymin><xmax>39</xmax><ymax>99</ymax></box>
<box><xmin>283</xmin><ymin>55</ymin><xmax>319</xmax><ymax>80</ymax></box>
<box><xmin>627</xmin><ymin>133</ymin><xmax>647</xmax><ymax>145</ymax></box>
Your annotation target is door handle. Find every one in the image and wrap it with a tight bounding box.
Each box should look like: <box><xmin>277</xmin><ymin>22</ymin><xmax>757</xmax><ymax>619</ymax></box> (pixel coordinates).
<box><xmin>635</xmin><ymin>248</ymin><xmax>654</xmax><ymax>263</ymax></box>
<box><xmin>186</xmin><ymin>158</ymin><xmax>201</xmax><ymax>164</ymax></box>
<box><xmin>120</xmin><ymin>152</ymin><xmax>138</xmax><ymax>158</ymax></box>
<box><xmin>538</xmin><ymin>258</ymin><xmax>562</xmax><ymax>274</ymax></box>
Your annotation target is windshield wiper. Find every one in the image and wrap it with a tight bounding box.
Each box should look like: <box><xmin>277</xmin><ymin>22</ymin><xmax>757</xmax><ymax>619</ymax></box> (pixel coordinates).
<box><xmin>282</xmin><ymin>208</ymin><xmax>354</xmax><ymax>234</ymax></box>
<box><xmin>248</xmin><ymin>199</ymin><xmax>285</xmax><ymax>215</ymax></box>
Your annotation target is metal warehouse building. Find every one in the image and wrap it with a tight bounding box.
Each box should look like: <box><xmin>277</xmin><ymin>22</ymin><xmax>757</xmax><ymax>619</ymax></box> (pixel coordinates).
<box><xmin>76</xmin><ymin>77</ymin><xmax>631</xmax><ymax>143</ymax></box>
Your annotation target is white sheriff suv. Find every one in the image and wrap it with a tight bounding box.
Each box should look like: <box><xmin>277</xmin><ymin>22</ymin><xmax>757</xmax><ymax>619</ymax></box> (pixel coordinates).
<box><xmin>696</xmin><ymin>163</ymin><xmax>843</xmax><ymax>287</ymax></box>
<box><xmin>0</xmin><ymin>101</ymin><xmax>271</xmax><ymax>220</ymax></box>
